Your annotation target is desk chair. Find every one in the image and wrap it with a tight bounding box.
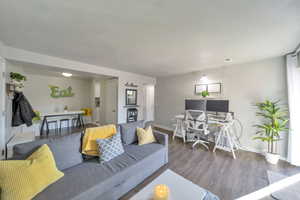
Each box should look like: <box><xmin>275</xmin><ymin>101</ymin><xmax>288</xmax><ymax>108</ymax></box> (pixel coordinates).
<box><xmin>184</xmin><ymin>110</ymin><xmax>210</xmax><ymax>150</ymax></box>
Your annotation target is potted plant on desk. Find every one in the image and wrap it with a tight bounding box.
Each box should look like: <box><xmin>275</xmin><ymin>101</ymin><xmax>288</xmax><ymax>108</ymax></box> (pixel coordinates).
<box><xmin>253</xmin><ymin>100</ymin><xmax>289</xmax><ymax>165</ymax></box>
<box><xmin>201</xmin><ymin>91</ymin><xmax>209</xmax><ymax>98</ymax></box>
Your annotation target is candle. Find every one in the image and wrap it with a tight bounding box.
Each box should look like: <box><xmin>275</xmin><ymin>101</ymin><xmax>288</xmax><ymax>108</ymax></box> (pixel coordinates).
<box><xmin>153</xmin><ymin>184</ymin><xmax>169</xmax><ymax>200</ymax></box>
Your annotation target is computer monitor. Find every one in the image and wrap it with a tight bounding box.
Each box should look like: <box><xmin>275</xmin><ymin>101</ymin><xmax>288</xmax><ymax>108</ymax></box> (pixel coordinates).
<box><xmin>185</xmin><ymin>99</ymin><xmax>206</xmax><ymax>110</ymax></box>
<box><xmin>206</xmin><ymin>100</ymin><xmax>229</xmax><ymax>113</ymax></box>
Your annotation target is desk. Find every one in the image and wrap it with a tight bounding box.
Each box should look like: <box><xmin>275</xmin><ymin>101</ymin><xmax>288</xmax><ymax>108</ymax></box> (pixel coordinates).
<box><xmin>173</xmin><ymin>112</ymin><xmax>240</xmax><ymax>158</ymax></box>
<box><xmin>40</xmin><ymin>111</ymin><xmax>84</xmax><ymax>136</ymax></box>
<box><xmin>209</xmin><ymin>119</ymin><xmax>240</xmax><ymax>159</ymax></box>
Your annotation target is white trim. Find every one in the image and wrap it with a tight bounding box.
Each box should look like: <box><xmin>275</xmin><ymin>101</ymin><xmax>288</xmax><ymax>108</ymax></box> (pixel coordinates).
<box><xmin>241</xmin><ymin>146</ymin><xmax>287</xmax><ymax>162</ymax></box>
<box><xmin>235</xmin><ymin>172</ymin><xmax>300</xmax><ymax>200</ymax></box>
<box><xmin>154</xmin><ymin>123</ymin><xmax>288</xmax><ymax>161</ymax></box>
<box><xmin>0</xmin><ymin>57</ymin><xmax>5</xmax><ymax>159</ymax></box>
<box><xmin>153</xmin><ymin>124</ymin><xmax>174</xmax><ymax>132</ymax></box>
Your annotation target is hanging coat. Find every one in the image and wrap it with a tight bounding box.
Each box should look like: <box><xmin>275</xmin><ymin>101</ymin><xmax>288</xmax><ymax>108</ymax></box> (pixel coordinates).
<box><xmin>12</xmin><ymin>92</ymin><xmax>36</xmax><ymax>127</ymax></box>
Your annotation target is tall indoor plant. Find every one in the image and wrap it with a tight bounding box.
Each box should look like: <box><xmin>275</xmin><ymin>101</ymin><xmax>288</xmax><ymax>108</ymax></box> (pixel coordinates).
<box><xmin>253</xmin><ymin>100</ymin><xmax>289</xmax><ymax>164</ymax></box>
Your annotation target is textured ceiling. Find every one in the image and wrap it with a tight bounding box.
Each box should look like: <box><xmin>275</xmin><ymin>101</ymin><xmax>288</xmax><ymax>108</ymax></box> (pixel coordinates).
<box><xmin>1</xmin><ymin>0</ymin><xmax>300</xmax><ymax>76</ymax></box>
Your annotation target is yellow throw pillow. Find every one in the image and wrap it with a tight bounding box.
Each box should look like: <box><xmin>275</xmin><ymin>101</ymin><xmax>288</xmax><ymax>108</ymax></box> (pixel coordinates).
<box><xmin>137</xmin><ymin>126</ymin><xmax>157</xmax><ymax>145</ymax></box>
<box><xmin>82</xmin><ymin>124</ymin><xmax>117</xmax><ymax>156</ymax></box>
<box><xmin>0</xmin><ymin>144</ymin><xmax>64</xmax><ymax>200</ymax></box>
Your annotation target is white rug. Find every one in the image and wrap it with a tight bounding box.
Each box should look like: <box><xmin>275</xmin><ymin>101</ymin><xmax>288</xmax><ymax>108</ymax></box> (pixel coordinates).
<box><xmin>267</xmin><ymin>171</ymin><xmax>300</xmax><ymax>200</ymax></box>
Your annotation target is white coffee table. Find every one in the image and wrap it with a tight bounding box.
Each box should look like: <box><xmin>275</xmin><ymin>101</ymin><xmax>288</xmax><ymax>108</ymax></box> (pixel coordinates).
<box><xmin>130</xmin><ymin>169</ymin><xmax>209</xmax><ymax>200</ymax></box>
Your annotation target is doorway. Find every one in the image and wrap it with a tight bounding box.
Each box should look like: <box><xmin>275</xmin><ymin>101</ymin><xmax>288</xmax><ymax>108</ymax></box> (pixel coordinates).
<box><xmin>103</xmin><ymin>78</ymin><xmax>118</xmax><ymax>124</ymax></box>
<box><xmin>0</xmin><ymin>57</ymin><xmax>5</xmax><ymax>159</ymax></box>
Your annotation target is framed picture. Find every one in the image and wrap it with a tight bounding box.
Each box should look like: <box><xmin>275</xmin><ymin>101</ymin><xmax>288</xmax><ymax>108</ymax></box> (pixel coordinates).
<box><xmin>207</xmin><ymin>83</ymin><xmax>221</xmax><ymax>93</ymax></box>
<box><xmin>125</xmin><ymin>89</ymin><xmax>137</xmax><ymax>105</ymax></box>
<box><xmin>195</xmin><ymin>84</ymin><xmax>207</xmax><ymax>94</ymax></box>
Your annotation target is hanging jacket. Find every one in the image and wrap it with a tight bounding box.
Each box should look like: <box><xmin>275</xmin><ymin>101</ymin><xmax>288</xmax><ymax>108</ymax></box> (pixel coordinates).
<box><xmin>12</xmin><ymin>92</ymin><xmax>36</xmax><ymax>127</ymax></box>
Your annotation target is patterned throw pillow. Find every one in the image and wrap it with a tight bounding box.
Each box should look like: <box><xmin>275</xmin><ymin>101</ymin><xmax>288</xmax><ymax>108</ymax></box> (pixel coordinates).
<box><xmin>96</xmin><ymin>132</ymin><xmax>125</xmax><ymax>163</ymax></box>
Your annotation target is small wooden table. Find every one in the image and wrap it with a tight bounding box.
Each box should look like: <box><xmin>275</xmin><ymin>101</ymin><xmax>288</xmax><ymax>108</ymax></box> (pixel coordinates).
<box><xmin>40</xmin><ymin>111</ymin><xmax>85</xmax><ymax>136</ymax></box>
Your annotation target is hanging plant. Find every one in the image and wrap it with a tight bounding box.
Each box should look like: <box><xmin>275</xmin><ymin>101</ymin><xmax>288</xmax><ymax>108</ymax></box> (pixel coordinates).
<box><xmin>10</xmin><ymin>72</ymin><xmax>27</xmax><ymax>89</ymax></box>
<box><xmin>10</xmin><ymin>72</ymin><xmax>27</xmax><ymax>82</ymax></box>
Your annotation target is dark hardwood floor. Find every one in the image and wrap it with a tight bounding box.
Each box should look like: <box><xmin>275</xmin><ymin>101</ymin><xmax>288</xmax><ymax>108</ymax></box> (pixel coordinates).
<box><xmin>39</xmin><ymin>125</ymin><xmax>300</xmax><ymax>200</ymax></box>
<box><xmin>121</xmin><ymin>128</ymin><xmax>300</xmax><ymax>200</ymax></box>
<box><xmin>36</xmin><ymin>123</ymin><xmax>96</xmax><ymax>140</ymax></box>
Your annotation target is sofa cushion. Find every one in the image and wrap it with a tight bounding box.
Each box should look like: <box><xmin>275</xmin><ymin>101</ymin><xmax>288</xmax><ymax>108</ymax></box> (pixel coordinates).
<box><xmin>13</xmin><ymin>133</ymin><xmax>83</xmax><ymax>171</ymax></box>
<box><xmin>97</xmin><ymin>132</ymin><xmax>125</xmax><ymax>163</ymax></box>
<box><xmin>119</xmin><ymin>120</ymin><xmax>144</xmax><ymax>144</ymax></box>
<box><xmin>0</xmin><ymin>144</ymin><xmax>64</xmax><ymax>200</ymax></box>
<box><xmin>33</xmin><ymin>143</ymin><xmax>166</xmax><ymax>200</ymax></box>
<box><xmin>137</xmin><ymin>126</ymin><xmax>156</xmax><ymax>145</ymax></box>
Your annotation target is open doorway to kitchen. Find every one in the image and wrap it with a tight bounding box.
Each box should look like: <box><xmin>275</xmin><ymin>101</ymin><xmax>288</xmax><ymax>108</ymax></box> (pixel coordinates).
<box><xmin>4</xmin><ymin>60</ymin><xmax>118</xmax><ymax>158</ymax></box>
<box><xmin>91</xmin><ymin>77</ymin><xmax>118</xmax><ymax>126</ymax></box>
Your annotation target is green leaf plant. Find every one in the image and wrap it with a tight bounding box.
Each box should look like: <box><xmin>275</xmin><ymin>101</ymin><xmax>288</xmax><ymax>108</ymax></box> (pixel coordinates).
<box><xmin>10</xmin><ymin>72</ymin><xmax>27</xmax><ymax>82</ymax></box>
<box><xmin>253</xmin><ymin>100</ymin><xmax>289</xmax><ymax>154</ymax></box>
<box><xmin>201</xmin><ymin>90</ymin><xmax>209</xmax><ymax>98</ymax></box>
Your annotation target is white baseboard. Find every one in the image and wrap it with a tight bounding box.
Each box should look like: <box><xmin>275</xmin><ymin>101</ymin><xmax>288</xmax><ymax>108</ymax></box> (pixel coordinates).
<box><xmin>153</xmin><ymin>124</ymin><xmax>173</xmax><ymax>132</ymax></box>
<box><xmin>241</xmin><ymin>146</ymin><xmax>287</xmax><ymax>161</ymax></box>
<box><xmin>153</xmin><ymin>124</ymin><xmax>288</xmax><ymax>161</ymax></box>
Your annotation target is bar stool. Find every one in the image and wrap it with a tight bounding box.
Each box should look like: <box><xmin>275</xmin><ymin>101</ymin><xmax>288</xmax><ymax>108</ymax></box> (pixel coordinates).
<box><xmin>71</xmin><ymin>117</ymin><xmax>78</xmax><ymax>128</ymax></box>
<box><xmin>59</xmin><ymin>118</ymin><xmax>70</xmax><ymax>133</ymax></box>
<box><xmin>173</xmin><ymin>115</ymin><xmax>186</xmax><ymax>143</ymax></box>
<box><xmin>47</xmin><ymin>120</ymin><xmax>58</xmax><ymax>136</ymax></box>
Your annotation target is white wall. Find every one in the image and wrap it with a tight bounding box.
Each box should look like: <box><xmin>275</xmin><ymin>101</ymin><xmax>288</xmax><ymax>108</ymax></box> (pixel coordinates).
<box><xmin>155</xmin><ymin>56</ymin><xmax>288</xmax><ymax>157</ymax></box>
<box><xmin>6</xmin><ymin>61</ymin><xmax>92</xmax><ymax>112</ymax></box>
<box><xmin>0</xmin><ymin>41</ymin><xmax>4</xmax><ymax>56</ymax></box>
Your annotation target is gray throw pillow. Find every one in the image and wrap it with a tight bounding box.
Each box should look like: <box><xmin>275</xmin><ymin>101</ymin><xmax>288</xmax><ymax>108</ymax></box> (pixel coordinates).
<box><xmin>96</xmin><ymin>132</ymin><xmax>125</xmax><ymax>163</ymax></box>
<box><xmin>119</xmin><ymin>120</ymin><xmax>145</xmax><ymax>144</ymax></box>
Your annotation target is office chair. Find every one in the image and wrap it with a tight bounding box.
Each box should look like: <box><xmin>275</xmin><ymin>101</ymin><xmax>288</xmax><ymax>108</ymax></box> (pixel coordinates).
<box><xmin>184</xmin><ymin>110</ymin><xmax>210</xmax><ymax>150</ymax></box>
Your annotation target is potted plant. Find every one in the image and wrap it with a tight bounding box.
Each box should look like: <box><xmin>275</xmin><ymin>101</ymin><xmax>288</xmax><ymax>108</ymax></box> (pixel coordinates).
<box><xmin>201</xmin><ymin>90</ymin><xmax>209</xmax><ymax>98</ymax></box>
<box><xmin>253</xmin><ymin>100</ymin><xmax>289</xmax><ymax>165</ymax></box>
<box><xmin>32</xmin><ymin>111</ymin><xmax>41</xmax><ymax>123</ymax></box>
<box><xmin>10</xmin><ymin>72</ymin><xmax>27</xmax><ymax>88</ymax></box>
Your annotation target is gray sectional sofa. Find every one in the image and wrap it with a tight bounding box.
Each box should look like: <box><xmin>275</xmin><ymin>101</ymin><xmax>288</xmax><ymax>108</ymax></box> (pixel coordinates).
<box><xmin>12</xmin><ymin>121</ymin><xmax>168</xmax><ymax>200</ymax></box>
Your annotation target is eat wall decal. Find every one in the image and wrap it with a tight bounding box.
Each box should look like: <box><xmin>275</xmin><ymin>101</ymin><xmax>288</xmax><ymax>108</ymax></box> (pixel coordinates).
<box><xmin>49</xmin><ymin>85</ymin><xmax>75</xmax><ymax>98</ymax></box>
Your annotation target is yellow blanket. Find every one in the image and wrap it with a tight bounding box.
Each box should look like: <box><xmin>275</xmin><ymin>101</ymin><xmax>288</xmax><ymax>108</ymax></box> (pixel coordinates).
<box><xmin>82</xmin><ymin>124</ymin><xmax>117</xmax><ymax>156</ymax></box>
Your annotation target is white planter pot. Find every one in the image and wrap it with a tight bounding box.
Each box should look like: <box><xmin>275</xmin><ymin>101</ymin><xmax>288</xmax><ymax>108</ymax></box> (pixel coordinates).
<box><xmin>11</xmin><ymin>79</ymin><xmax>24</xmax><ymax>91</ymax></box>
<box><xmin>265</xmin><ymin>152</ymin><xmax>280</xmax><ymax>165</ymax></box>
